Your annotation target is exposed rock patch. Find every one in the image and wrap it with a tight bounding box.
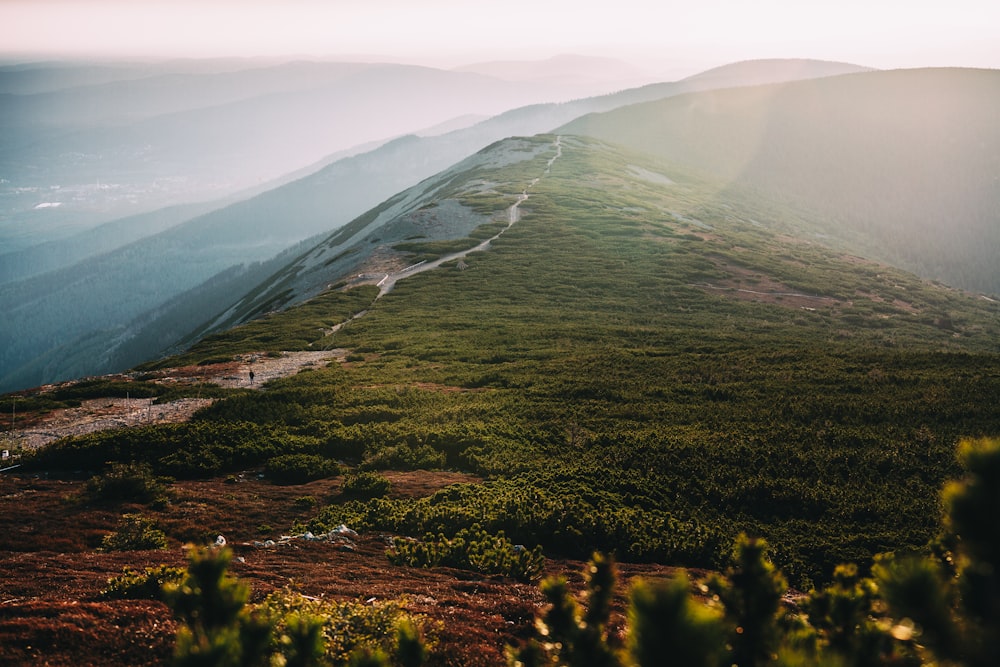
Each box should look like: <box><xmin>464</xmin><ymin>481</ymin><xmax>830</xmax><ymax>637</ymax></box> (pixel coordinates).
<box><xmin>5</xmin><ymin>351</ymin><xmax>343</xmax><ymax>450</ymax></box>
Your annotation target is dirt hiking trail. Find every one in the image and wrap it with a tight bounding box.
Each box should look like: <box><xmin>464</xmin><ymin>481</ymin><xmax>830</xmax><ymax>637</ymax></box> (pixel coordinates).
<box><xmin>4</xmin><ymin>350</ymin><xmax>344</xmax><ymax>451</ymax></box>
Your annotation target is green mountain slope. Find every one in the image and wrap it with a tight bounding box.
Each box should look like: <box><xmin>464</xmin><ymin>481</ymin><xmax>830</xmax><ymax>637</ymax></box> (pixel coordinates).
<box><xmin>560</xmin><ymin>67</ymin><xmax>1000</xmax><ymax>295</ymax></box>
<box><xmin>38</xmin><ymin>135</ymin><xmax>1000</xmax><ymax>587</ymax></box>
<box><xmin>1</xmin><ymin>59</ymin><xmax>870</xmax><ymax>393</ymax></box>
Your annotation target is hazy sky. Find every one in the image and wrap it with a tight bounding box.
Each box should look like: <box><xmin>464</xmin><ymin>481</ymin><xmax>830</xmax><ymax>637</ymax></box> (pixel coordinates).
<box><xmin>2</xmin><ymin>0</ymin><xmax>998</xmax><ymax>74</ymax></box>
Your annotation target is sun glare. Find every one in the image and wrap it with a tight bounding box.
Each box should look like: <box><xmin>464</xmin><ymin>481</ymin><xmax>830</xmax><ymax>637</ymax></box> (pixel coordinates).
<box><xmin>0</xmin><ymin>0</ymin><xmax>997</xmax><ymax>69</ymax></box>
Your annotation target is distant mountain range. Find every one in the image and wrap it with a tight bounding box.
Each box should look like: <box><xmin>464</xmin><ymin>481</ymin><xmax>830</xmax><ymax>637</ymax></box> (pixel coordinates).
<box><xmin>15</xmin><ymin>58</ymin><xmax>981</xmax><ymax>393</ymax></box>
<box><xmin>0</xmin><ymin>59</ymin><xmax>612</xmax><ymax>251</ymax></box>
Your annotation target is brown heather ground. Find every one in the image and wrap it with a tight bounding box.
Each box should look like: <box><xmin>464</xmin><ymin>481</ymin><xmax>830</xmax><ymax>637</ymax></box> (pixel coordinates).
<box><xmin>0</xmin><ymin>471</ymin><xmax>688</xmax><ymax>666</ymax></box>
<box><xmin>0</xmin><ymin>354</ymin><xmax>692</xmax><ymax>666</ymax></box>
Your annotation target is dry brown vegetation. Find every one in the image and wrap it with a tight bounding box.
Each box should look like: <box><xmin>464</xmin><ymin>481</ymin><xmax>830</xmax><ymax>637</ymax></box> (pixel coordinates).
<box><xmin>0</xmin><ymin>470</ymin><xmax>683</xmax><ymax>666</ymax></box>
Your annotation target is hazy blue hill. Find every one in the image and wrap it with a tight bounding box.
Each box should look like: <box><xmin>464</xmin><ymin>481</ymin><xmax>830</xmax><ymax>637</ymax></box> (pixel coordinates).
<box><xmin>0</xmin><ymin>61</ymin><xmax>372</xmax><ymax>127</ymax></box>
<box><xmin>0</xmin><ymin>138</ymin><xmax>388</xmax><ymax>286</ymax></box>
<box><xmin>84</xmin><ymin>65</ymin><xmax>527</xmax><ymax>177</ymax></box>
<box><xmin>0</xmin><ymin>201</ymin><xmax>220</xmax><ymax>285</ymax></box>
<box><xmin>0</xmin><ymin>57</ymin><xmax>307</xmax><ymax>95</ymax></box>
<box><xmin>0</xmin><ymin>61</ymin><xmax>569</xmax><ymax>247</ymax></box>
<box><xmin>680</xmin><ymin>57</ymin><xmax>873</xmax><ymax>86</ymax></box>
<box><xmin>0</xmin><ymin>60</ymin><xmax>180</xmax><ymax>95</ymax></box>
<box><xmin>560</xmin><ymin>67</ymin><xmax>1000</xmax><ymax>295</ymax></box>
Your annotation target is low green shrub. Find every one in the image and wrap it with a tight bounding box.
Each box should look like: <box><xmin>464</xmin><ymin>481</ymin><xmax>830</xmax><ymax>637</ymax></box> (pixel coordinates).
<box><xmin>361</xmin><ymin>444</ymin><xmax>445</xmax><ymax>471</ymax></box>
<box><xmin>196</xmin><ymin>356</ymin><xmax>235</xmax><ymax>366</ymax></box>
<box><xmin>29</xmin><ymin>421</ymin><xmax>313</xmax><ymax>478</ymax></box>
<box><xmin>101</xmin><ymin>564</ymin><xmax>186</xmax><ymax>600</ymax></box>
<box><xmin>293</xmin><ymin>495</ymin><xmax>318</xmax><ymax>508</ymax></box>
<box><xmin>84</xmin><ymin>461</ymin><xmax>171</xmax><ymax>505</ymax></box>
<box><xmin>388</xmin><ymin>524</ymin><xmax>544</xmax><ymax>582</ymax></box>
<box><xmin>311</xmin><ymin>478</ymin><xmax>722</xmax><ymax>567</ymax></box>
<box><xmin>341</xmin><ymin>471</ymin><xmax>391</xmax><ymax>499</ymax></box>
<box><xmin>100</xmin><ymin>513</ymin><xmax>168</xmax><ymax>551</ymax></box>
<box><xmin>265</xmin><ymin>453</ymin><xmax>341</xmax><ymax>484</ymax></box>
<box><xmin>152</xmin><ymin>384</ymin><xmax>240</xmax><ymax>404</ymax></box>
<box><xmin>258</xmin><ymin>588</ymin><xmax>434</xmax><ymax>666</ymax></box>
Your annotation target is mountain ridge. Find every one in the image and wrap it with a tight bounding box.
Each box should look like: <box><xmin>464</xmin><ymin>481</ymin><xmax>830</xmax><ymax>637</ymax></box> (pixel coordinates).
<box><xmin>0</xmin><ymin>58</ymin><xmax>871</xmax><ymax>392</ymax></box>
<box><xmin>152</xmin><ymin>133</ymin><xmax>1000</xmax><ymax>371</ymax></box>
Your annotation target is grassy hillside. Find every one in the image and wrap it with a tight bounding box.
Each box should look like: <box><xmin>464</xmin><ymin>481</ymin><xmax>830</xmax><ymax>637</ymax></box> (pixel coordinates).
<box><xmin>560</xmin><ymin>68</ymin><xmax>1000</xmax><ymax>296</ymax></box>
<box><xmin>32</xmin><ymin>135</ymin><xmax>1000</xmax><ymax>588</ymax></box>
<box><xmin>0</xmin><ymin>58</ymin><xmax>872</xmax><ymax>394</ymax></box>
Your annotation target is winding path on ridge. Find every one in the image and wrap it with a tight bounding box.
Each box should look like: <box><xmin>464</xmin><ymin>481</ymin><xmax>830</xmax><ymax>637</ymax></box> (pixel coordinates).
<box><xmin>375</xmin><ymin>136</ymin><xmax>562</xmax><ymax>298</ymax></box>
<box><xmin>4</xmin><ymin>351</ymin><xmax>343</xmax><ymax>450</ymax></box>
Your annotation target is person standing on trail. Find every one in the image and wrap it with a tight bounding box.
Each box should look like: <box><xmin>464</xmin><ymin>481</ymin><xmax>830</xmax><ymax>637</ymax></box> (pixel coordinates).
<box><xmin>249</xmin><ymin>369</ymin><xmax>255</xmax><ymax>385</ymax></box>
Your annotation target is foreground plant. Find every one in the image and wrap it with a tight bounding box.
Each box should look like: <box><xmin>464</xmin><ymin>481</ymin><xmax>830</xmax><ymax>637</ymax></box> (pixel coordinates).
<box><xmin>508</xmin><ymin>552</ymin><xmax>724</xmax><ymax>667</ymax></box>
<box><xmin>874</xmin><ymin>436</ymin><xmax>1000</xmax><ymax>666</ymax></box>
<box><xmin>164</xmin><ymin>545</ymin><xmax>430</xmax><ymax>667</ymax></box>
<box><xmin>101</xmin><ymin>564</ymin><xmax>186</xmax><ymax>600</ymax></box>
<box><xmin>163</xmin><ymin>546</ymin><xmax>271</xmax><ymax>666</ymax></box>
<box><xmin>100</xmin><ymin>513</ymin><xmax>168</xmax><ymax>551</ymax></box>
<box><xmin>511</xmin><ymin>437</ymin><xmax>1000</xmax><ymax>667</ymax></box>
<box><xmin>388</xmin><ymin>523</ymin><xmax>545</xmax><ymax>582</ymax></box>
<box><xmin>706</xmin><ymin>535</ymin><xmax>788</xmax><ymax>667</ymax></box>
<box><xmin>84</xmin><ymin>461</ymin><xmax>171</xmax><ymax>505</ymax></box>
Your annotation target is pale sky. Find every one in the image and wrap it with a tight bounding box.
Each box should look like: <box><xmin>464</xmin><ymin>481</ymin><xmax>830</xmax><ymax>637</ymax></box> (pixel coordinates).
<box><xmin>1</xmin><ymin>0</ymin><xmax>998</xmax><ymax>74</ymax></box>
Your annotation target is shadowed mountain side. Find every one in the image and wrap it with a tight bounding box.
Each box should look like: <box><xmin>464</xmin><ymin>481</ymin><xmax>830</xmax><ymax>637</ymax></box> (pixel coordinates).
<box><xmin>0</xmin><ymin>201</ymin><xmax>222</xmax><ymax>285</ymax></box>
<box><xmin>0</xmin><ymin>136</ymin><xmax>395</xmax><ymax>285</ymax></box>
<box><xmin>560</xmin><ymin>67</ymin><xmax>1000</xmax><ymax>295</ymax></box>
<box><xmin>0</xmin><ymin>135</ymin><xmax>435</xmax><ymax>392</ymax></box>
<box><xmin>0</xmin><ymin>241</ymin><xmax>316</xmax><ymax>391</ymax></box>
